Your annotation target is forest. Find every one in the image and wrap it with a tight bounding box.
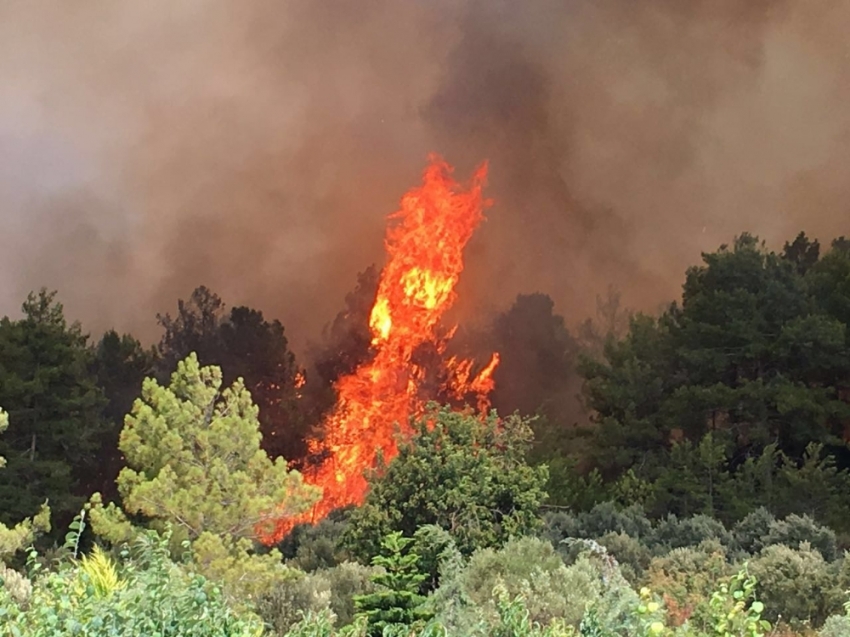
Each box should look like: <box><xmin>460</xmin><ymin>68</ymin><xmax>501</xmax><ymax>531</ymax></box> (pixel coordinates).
<box><xmin>2</xmin><ymin>230</ymin><xmax>850</xmax><ymax>637</ymax></box>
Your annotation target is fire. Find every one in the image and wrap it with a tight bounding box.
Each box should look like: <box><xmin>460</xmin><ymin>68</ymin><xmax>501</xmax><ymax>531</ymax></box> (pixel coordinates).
<box><xmin>261</xmin><ymin>156</ymin><xmax>497</xmax><ymax>544</ymax></box>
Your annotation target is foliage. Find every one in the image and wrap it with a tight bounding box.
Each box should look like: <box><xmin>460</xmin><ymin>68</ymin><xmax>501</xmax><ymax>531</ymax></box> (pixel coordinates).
<box><xmin>157</xmin><ymin>286</ymin><xmax>309</xmax><ymax>459</ymax></box>
<box><xmin>256</xmin><ymin>561</ymin><xmax>377</xmax><ymax>635</ymax></box>
<box><xmin>820</xmin><ymin>593</ymin><xmax>850</xmax><ymax>637</ymax></box>
<box><xmin>87</xmin><ymin>330</ymin><xmax>157</xmax><ymax>501</ymax></box>
<box><xmin>486</xmin><ymin>293</ymin><xmax>584</xmax><ymax>446</ymax></box>
<box><xmin>277</xmin><ymin>508</ymin><xmax>353</xmax><ymax>572</ymax></box>
<box><xmin>89</xmin><ymin>353</ymin><xmax>318</xmax><ymax>600</ymax></box>
<box><xmin>575</xmin><ymin>234</ymin><xmax>850</xmax><ymax>532</ymax></box>
<box><xmin>731</xmin><ymin>508</ymin><xmax>776</xmax><ymax>556</ymax></box>
<box><xmin>430</xmin><ymin>536</ymin><xmax>638</xmax><ymax>634</ymax></box>
<box><xmin>353</xmin><ymin>531</ymin><xmax>432</xmax><ymax>637</ymax></box>
<box><xmin>344</xmin><ymin>405</ymin><xmax>548</xmax><ymax>560</ymax></box>
<box><xmin>702</xmin><ymin>567</ymin><xmax>771</xmax><ymax>637</ymax></box>
<box><xmin>0</xmin><ymin>407</ymin><xmax>51</xmax><ymax>560</ymax></box>
<box><xmin>594</xmin><ymin>531</ymin><xmax>652</xmax><ymax>584</ymax></box>
<box><xmin>820</xmin><ymin>615</ymin><xmax>850</xmax><ymax>637</ymax></box>
<box><xmin>748</xmin><ymin>544</ymin><xmax>841</xmax><ymax>627</ymax></box>
<box><xmin>649</xmin><ymin>514</ymin><xmax>732</xmax><ymax>553</ymax></box>
<box><xmin>305</xmin><ymin>265</ymin><xmax>379</xmax><ymax>422</ymax></box>
<box><xmin>0</xmin><ymin>530</ymin><xmax>265</xmax><ymax>636</ymax></box>
<box><xmin>646</xmin><ymin>542</ymin><xmax>732</xmax><ymax>627</ymax></box>
<box><xmin>761</xmin><ymin>514</ymin><xmax>838</xmax><ymax>562</ymax></box>
<box><xmin>0</xmin><ymin>290</ymin><xmax>108</xmax><ymax>531</ymax></box>
<box><xmin>0</xmin><ymin>563</ymin><xmax>32</xmax><ymax>605</ymax></box>
<box><xmin>542</xmin><ymin>502</ymin><xmax>653</xmax><ymax>547</ymax></box>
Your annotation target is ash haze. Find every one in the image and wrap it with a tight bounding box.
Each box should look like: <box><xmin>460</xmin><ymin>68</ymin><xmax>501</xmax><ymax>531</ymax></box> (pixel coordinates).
<box><xmin>1</xmin><ymin>0</ymin><xmax>848</xmax><ymax>351</ymax></box>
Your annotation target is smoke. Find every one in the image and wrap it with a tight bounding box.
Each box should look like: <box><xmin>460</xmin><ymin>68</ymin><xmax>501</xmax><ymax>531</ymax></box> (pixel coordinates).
<box><xmin>1</xmin><ymin>0</ymin><xmax>848</xmax><ymax>351</ymax></box>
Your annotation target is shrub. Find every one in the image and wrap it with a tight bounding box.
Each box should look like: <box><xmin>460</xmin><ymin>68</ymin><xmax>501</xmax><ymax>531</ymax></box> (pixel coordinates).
<box><xmin>412</xmin><ymin>524</ymin><xmax>460</xmax><ymax>592</ymax></box>
<box><xmin>646</xmin><ymin>541</ymin><xmax>732</xmax><ymax>626</ymax></box>
<box><xmin>649</xmin><ymin>514</ymin><xmax>731</xmax><ymax>553</ymax></box>
<box><xmin>432</xmin><ymin>536</ymin><xmax>637</xmax><ymax>634</ymax></box>
<box><xmin>574</xmin><ymin>502</ymin><xmax>653</xmax><ymax>541</ymax></box>
<box><xmin>278</xmin><ymin>508</ymin><xmax>352</xmax><ymax>572</ymax></box>
<box><xmin>594</xmin><ymin>532</ymin><xmax>652</xmax><ymax>583</ymax></box>
<box><xmin>344</xmin><ymin>407</ymin><xmax>548</xmax><ymax>561</ymax></box>
<box><xmin>821</xmin><ymin>614</ymin><xmax>850</xmax><ymax>637</ymax></box>
<box><xmin>257</xmin><ymin>562</ymin><xmax>377</xmax><ymax>635</ymax></box>
<box><xmin>0</xmin><ymin>563</ymin><xmax>31</xmax><ymax>605</ymax></box>
<box><xmin>762</xmin><ymin>514</ymin><xmax>838</xmax><ymax>562</ymax></box>
<box><xmin>749</xmin><ymin>543</ymin><xmax>841</xmax><ymax>627</ymax></box>
<box><xmin>0</xmin><ymin>531</ymin><xmax>264</xmax><ymax>636</ymax></box>
<box><xmin>732</xmin><ymin>507</ymin><xmax>776</xmax><ymax>555</ymax></box>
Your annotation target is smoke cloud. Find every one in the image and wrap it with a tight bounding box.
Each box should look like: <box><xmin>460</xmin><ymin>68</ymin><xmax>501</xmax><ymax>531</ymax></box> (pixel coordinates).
<box><xmin>1</xmin><ymin>0</ymin><xmax>848</xmax><ymax>351</ymax></box>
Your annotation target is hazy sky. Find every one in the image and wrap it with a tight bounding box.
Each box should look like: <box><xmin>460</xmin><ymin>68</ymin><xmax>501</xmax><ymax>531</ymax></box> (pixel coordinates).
<box><xmin>1</xmin><ymin>0</ymin><xmax>848</xmax><ymax>352</ymax></box>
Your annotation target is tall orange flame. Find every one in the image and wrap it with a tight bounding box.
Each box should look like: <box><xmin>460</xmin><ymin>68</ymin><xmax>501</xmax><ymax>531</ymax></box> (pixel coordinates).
<box><xmin>261</xmin><ymin>156</ymin><xmax>497</xmax><ymax>544</ymax></box>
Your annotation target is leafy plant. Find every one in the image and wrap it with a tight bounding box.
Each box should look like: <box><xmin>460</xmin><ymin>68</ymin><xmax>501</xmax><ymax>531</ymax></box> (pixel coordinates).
<box><xmin>344</xmin><ymin>406</ymin><xmax>548</xmax><ymax>561</ymax></box>
<box><xmin>705</xmin><ymin>566</ymin><xmax>771</xmax><ymax>637</ymax></box>
<box><xmin>0</xmin><ymin>529</ymin><xmax>265</xmax><ymax>636</ymax></box>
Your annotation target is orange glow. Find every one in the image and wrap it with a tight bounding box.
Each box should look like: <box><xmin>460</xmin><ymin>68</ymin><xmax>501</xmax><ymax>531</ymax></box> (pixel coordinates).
<box><xmin>260</xmin><ymin>156</ymin><xmax>497</xmax><ymax>544</ymax></box>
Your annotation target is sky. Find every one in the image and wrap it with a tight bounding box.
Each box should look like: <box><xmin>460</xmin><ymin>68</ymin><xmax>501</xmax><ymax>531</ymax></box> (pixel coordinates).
<box><xmin>1</xmin><ymin>0</ymin><xmax>848</xmax><ymax>352</ymax></box>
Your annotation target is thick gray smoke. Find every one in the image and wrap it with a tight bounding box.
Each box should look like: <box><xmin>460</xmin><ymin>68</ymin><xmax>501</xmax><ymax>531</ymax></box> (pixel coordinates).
<box><xmin>1</xmin><ymin>0</ymin><xmax>848</xmax><ymax>350</ymax></box>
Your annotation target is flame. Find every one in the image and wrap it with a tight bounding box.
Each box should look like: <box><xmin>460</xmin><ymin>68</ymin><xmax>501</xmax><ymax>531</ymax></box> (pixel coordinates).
<box><xmin>260</xmin><ymin>156</ymin><xmax>497</xmax><ymax>544</ymax></box>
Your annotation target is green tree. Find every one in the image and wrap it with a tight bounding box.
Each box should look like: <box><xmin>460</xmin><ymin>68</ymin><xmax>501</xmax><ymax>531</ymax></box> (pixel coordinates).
<box><xmin>87</xmin><ymin>330</ymin><xmax>157</xmax><ymax>501</ymax></box>
<box><xmin>809</xmin><ymin>237</ymin><xmax>850</xmax><ymax>340</ymax></box>
<box><xmin>89</xmin><ymin>353</ymin><xmax>320</xmax><ymax>600</ymax></box>
<box><xmin>353</xmin><ymin>531</ymin><xmax>431</xmax><ymax>637</ymax></box>
<box><xmin>0</xmin><ymin>290</ymin><xmax>108</xmax><ymax>530</ymax></box>
<box><xmin>578</xmin><ymin>234</ymin><xmax>850</xmax><ymax>521</ymax></box>
<box><xmin>344</xmin><ymin>405</ymin><xmax>548</xmax><ymax>561</ymax></box>
<box><xmin>487</xmin><ymin>294</ymin><xmax>582</xmax><ymax>426</ymax></box>
<box><xmin>783</xmin><ymin>231</ymin><xmax>821</xmax><ymax>276</ymax></box>
<box><xmin>156</xmin><ymin>286</ymin><xmax>309</xmax><ymax>460</ymax></box>
<box><xmin>0</xmin><ymin>407</ymin><xmax>50</xmax><ymax>559</ymax></box>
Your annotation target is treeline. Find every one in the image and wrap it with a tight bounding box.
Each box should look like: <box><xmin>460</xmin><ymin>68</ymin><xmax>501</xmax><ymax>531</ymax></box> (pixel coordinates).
<box><xmin>551</xmin><ymin>233</ymin><xmax>850</xmax><ymax>536</ymax></box>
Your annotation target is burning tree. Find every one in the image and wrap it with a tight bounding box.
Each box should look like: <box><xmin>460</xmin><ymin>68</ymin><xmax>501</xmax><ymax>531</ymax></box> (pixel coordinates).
<box><xmin>262</xmin><ymin>156</ymin><xmax>499</xmax><ymax>543</ymax></box>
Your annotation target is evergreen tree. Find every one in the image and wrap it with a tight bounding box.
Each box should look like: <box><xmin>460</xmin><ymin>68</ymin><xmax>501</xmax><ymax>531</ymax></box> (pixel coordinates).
<box><xmin>156</xmin><ymin>286</ymin><xmax>309</xmax><ymax>460</ymax></box>
<box><xmin>87</xmin><ymin>330</ymin><xmax>157</xmax><ymax>501</ymax></box>
<box><xmin>354</xmin><ymin>531</ymin><xmax>432</xmax><ymax>637</ymax></box>
<box><xmin>0</xmin><ymin>407</ymin><xmax>50</xmax><ymax>559</ymax></box>
<box><xmin>575</xmin><ymin>233</ymin><xmax>850</xmax><ymax>528</ymax></box>
<box><xmin>581</xmin><ymin>234</ymin><xmax>850</xmax><ymax>477</ymax></box>
<box><xmin>0</xmin><ymin>290</ymin><xmax>108</xmax><ymax>529</ymax></box>
<box><xmin>89</xmin><ymin>353</ymin><xmax>320</xmax><ymax>599</ymax></box>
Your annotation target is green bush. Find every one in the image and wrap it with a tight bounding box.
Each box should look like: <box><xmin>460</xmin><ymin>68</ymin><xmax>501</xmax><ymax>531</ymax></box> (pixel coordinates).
<box><xmin>821</xmin><ymin>614</ymin><xmax>850</xmax><ymax>637</ymax></box>
<box><xmin>732</xmin><ymin>507</ymin><xmax>776</xmax><ymax>555</ymax></box>
<box><xmin>649</xmin><ymin>514</ymin><xmax>731</xmax><ymax>553</ymax></box>
<box><xmin>257</xmin><ymin>562</ymin><xmax>376</xmax><ymax>635</ymax></box>
<box><xmin>0</xmin><ymin>531</ymin><xmax>264</xmax><ymax>636</ymax></box>
<box><xmin>431</xmin><ymin>536</ymin><xmax>638</xmax><ymax>634</ymax></box>
<box><xmin>571</xmin><ymin>502</ymin><xmax>654</xmax><ymax>542</ymax></box>
<box><xmin>278</xmin><ymin>509</ymin><xmax>352</xmax><ymax>572</ymax></box>
<box><xmin>645</xmin><ymin>541</ymin><xmax>732</xmax><ymax>626</ymax></box>
<box><xmin>594</xmin><ymin>532</ymin><xmax>652</xmax><ymax>584</ymax></box>
<box><xmin>762</xmin><ymin>514</ymin><xmax>838</xmax><ymax>562</ymax></box>
<box><xmin>0</xmin><ymin>563</ymin><xmax>31</xmax><ymax>605</ymax></box>
<box><xmin>344</xmin><ymin>407</ymin><xmax>548</xmax><ymax>561</ymax></box>
<box><xmin>749</xmin><ymin>543</ymin><xmax>841</xmax><ymax>627</ymax></box>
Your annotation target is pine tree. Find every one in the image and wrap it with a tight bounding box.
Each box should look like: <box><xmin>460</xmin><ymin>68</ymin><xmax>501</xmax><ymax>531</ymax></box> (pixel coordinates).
<box><xmin>354</xmin><ymin>531</ymin><xmax>433</xmax><ymax>637</ymax></box>
<box><xmin>89</xmin><ymin>353</ymin><xmax>320</xmax><ymax>599</ymax></box>
<box><xmin>0</xmin><ymin>407</ymin><xmax>50</xmax><ymax>559</ymax></box>
<box><xmin>0</xmin><ymin>290</ymin><xmax>107</xmax><ymax>530</ymax></box>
